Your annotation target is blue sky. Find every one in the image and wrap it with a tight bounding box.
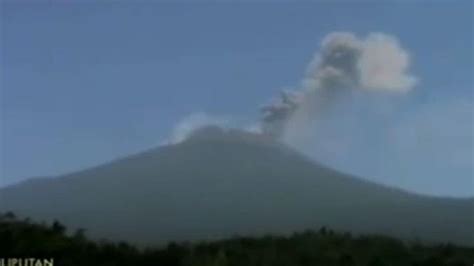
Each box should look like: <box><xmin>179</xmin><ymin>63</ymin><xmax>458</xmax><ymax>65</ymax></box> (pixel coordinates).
<box><xmin>1</xmin><ymin>1</ymin><xmax>472</xmax><ymax>197</ymax></box>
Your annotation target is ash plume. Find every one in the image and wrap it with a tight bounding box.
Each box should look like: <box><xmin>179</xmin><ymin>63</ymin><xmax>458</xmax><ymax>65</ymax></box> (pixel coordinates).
<box><xmin>166</xmin><ymin>113</ymin><xmax>229</xmax><ymax>145</ymax></box>
<box><xmin>262</xmin><ymin>32</ymin><xmax>417</xmax><ymax>140</ymax></box>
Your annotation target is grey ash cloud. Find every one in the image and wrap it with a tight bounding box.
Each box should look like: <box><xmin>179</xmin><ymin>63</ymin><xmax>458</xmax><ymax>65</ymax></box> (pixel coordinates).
<box><xmin>261</xmin><ymin>32</ymin><xmax>417</xmax><ymax>140</ymax></box>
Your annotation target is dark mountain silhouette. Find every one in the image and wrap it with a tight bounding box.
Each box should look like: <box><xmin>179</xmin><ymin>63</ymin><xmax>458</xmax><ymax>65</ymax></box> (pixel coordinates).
<box><xmin>1</xmin><ymin>126</ymin><xmax>473</xmax><ymax>246</ymax></box>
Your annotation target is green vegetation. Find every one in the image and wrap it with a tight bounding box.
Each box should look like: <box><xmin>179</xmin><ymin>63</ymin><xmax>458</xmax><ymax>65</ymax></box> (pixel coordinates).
<box><xmin>1</xmin><ymin>212</ymin><xmax>473</xmax><ymax>266</ymax></box>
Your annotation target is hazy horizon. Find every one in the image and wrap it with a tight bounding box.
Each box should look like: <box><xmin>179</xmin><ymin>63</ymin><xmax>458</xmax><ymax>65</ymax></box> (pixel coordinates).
<box><xmin>1</xmin><ymin>1</ymin><xmax>473</xmax><ymax>197</ymax></box>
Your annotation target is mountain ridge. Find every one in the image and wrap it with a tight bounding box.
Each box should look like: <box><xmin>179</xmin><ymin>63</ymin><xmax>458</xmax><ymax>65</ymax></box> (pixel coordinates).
<box><xmin>1</xmin><ymin>128</ymin><xmax>473</xmax><ymax>246</ymax></box>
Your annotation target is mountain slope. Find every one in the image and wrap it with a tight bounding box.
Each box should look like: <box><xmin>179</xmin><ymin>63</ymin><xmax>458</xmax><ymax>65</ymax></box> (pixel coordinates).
<box><xmin>1</xmin><ymin>127</ymin><xmax>473</xmax><ymax>245</ymax></box>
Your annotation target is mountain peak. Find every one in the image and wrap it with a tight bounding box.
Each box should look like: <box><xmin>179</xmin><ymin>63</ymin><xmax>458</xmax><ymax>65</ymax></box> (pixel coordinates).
<box><xmin>185</xmin><ymin>126</ymin><xmax>275</xmax><ymax>145</ymax></box>
<box><xmin>185</xmin><ymin>125</ymin><xmax>229</xmax><ymax>140</ymax></box>
<box><xmin>2</xmin><ymin>124</ymin><xmax>473</xmax><ymax>246</ymax></box>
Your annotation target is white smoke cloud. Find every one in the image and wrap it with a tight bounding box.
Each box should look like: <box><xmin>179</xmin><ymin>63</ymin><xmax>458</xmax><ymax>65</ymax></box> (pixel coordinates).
<box><xmin>244</xmin><ymin>123</ymin><xmax>263</xmax><ymax>134</ymax></box>
<box><xmin>165</xmin><ymin>112</ymin><xmax>229</xmax><ymax>145</ymax></box>
<box><xmin>358</xmin><ymin>34</ymin><xmax>417</xmax><ymax>92</ymax></box>
<box><xmin>165</xmin><ymin>32</ymin><xmax>417</xmax><ymax>146</ymax></box>
<box><xmin>262</xmin><ymin>32</ymin><xmax>417</xmax><ymax>140</ymax></box>
<box><xmin>165</xmin><ymin>112</ymin><xmax>267</xmax><ymax>145</ymax></box>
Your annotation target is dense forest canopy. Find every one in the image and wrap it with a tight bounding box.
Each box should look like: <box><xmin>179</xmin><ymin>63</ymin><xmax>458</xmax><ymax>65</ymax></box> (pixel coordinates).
<box><xmin>1</xmin><ymin>212</ymin><xmax>473</xmax><ymax>266</ymax></box>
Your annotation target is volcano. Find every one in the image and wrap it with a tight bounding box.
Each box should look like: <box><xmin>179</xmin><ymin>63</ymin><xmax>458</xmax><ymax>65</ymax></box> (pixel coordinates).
<box><xmin>1</xmin><ymin>126</ymin><xmax>472</xmax><ymax>246</ymax></box>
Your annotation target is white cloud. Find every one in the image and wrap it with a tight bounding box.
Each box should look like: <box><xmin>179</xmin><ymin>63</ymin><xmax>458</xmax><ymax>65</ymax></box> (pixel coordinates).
<box><xmin>165</xmin><ymin>112</ymin><xmax>229</xmax><ymax>145</ymax></box>
<box><xmin>358</xmin><ymin>33</ymin><xmax>417</xmax><ymax>92</ymax></box>
<box><xmin>262</xmin><ymin>31</ymin><xmax>418</xmax><ymax>139</ymax></box>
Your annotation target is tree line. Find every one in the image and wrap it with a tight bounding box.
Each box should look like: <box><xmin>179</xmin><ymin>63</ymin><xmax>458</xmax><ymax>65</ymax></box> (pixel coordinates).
<box><xmin>1</xmin><ymin>212</ymin><xmax>473</xmax><ymax>266</ymax></box>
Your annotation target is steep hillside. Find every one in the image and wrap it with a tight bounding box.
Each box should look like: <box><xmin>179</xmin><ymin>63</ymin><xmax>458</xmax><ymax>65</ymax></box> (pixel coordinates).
<box><xmin>1</xmin><ymin>127</ymin><xmax>472</xmax><ymax>245</ymax></box>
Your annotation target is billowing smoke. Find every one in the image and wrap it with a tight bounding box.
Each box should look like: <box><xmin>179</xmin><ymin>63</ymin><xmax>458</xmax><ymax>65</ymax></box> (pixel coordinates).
<box><xmin>262</xmin><ymin>32</ymin><xmax>417</xmax><ymax>140</ymax></box>
<box><xmin>166</xmin><ymin>112</ymin><xmax>229</xmax><ymax>145</ymax></box>
<box><xmin>166</xmin><ymin>32</ymin><xmax>416</xmax><ymax>145</ymax></box>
